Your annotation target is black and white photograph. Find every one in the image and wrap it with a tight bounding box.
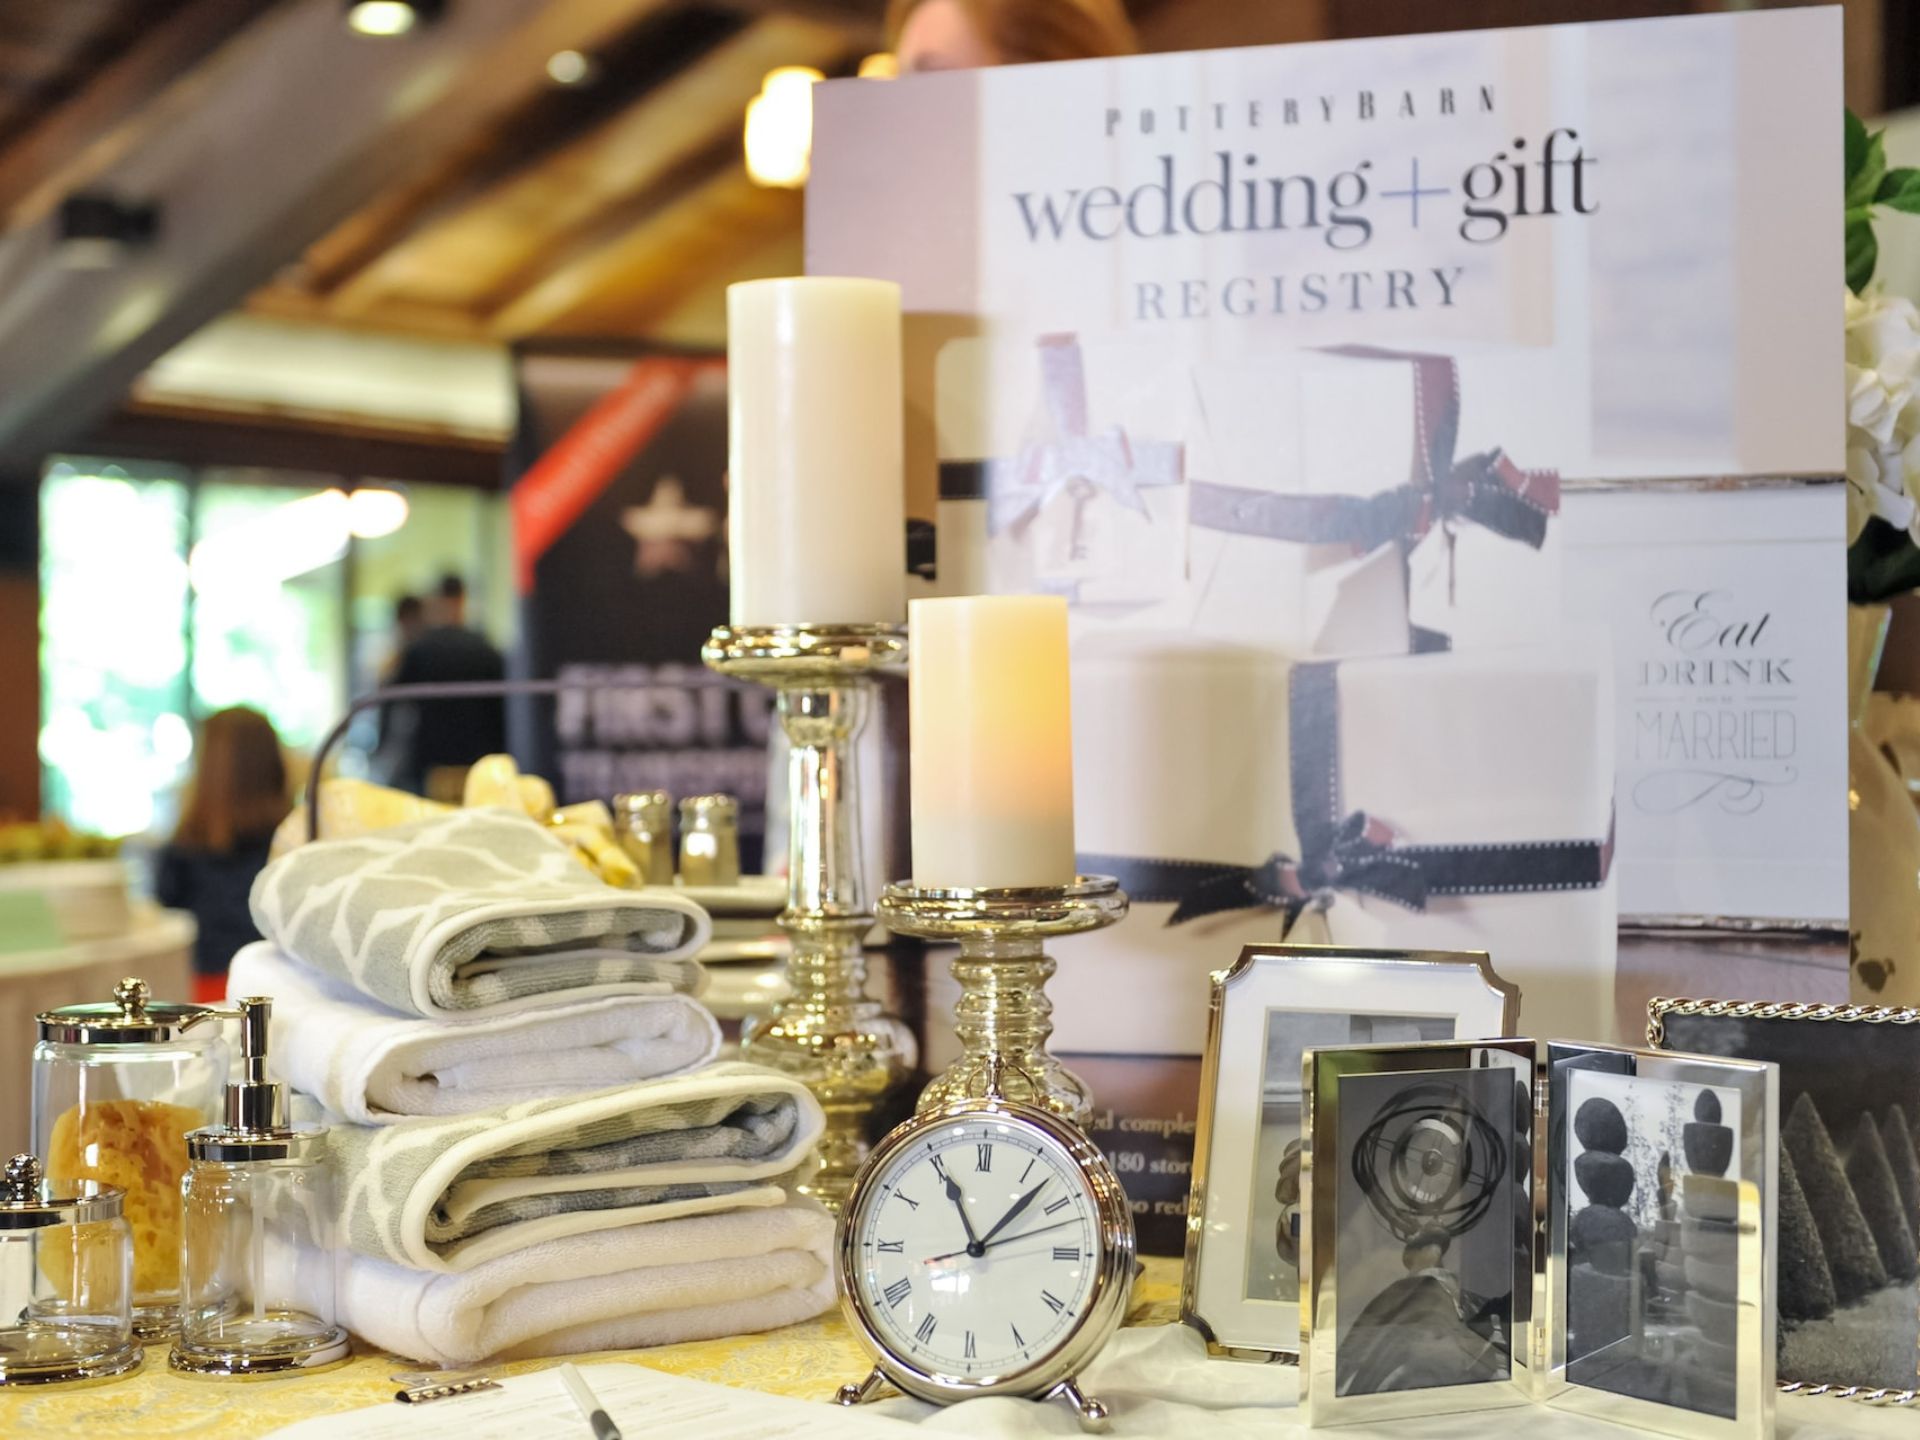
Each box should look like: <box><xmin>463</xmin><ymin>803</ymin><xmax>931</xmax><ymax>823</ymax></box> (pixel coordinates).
<box><xmin>1246</xmin><ymin>1011</ymin><xmax>1455</xmax><ymax>1304</ymax></box>
<box><xmin>1657</xmin><ymin>1007</ymin><xmax>1920</xmax><ymax>1393</ymax></box>
<box><xmin>1332</xmin><ymin>1066</ymin><xmax>1523</xmax><ymax>1398</ymax></box>
<box><xmin>1184</xmin><ymin>948</ymin><xmax>1516</xmax><ymax>1361</ymax></box>
<box><xmin>1563</xmin><ymin>1070</ymin><xmax>1745</xmax><ymax>1420</ymax></box>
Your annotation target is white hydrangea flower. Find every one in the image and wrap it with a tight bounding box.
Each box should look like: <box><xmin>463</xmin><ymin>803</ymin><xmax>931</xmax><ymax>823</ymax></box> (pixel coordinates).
<box><xmin>1845</xmin><ymin>287</ymin><xmax>1920</xmax><ymax>544</ymax></box>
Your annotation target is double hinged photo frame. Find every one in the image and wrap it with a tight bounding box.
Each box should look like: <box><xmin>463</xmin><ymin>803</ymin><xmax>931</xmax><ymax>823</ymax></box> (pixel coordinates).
<box><xmin>1298</xmin><ymin>1036</ymin><xmax>1777</xmax><ymax>1439</ymax></box>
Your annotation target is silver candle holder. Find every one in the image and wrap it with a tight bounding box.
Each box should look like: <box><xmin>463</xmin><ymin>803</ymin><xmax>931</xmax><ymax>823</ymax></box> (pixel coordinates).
<box><xmin>701</xmin><ymin>623</ymin><xmax>916</xmax><ymax>1210</ymax></box>
<box><xmin>876</xmin><ymin>876</ymin><xmax>1127</xmax><ymax>1124</ymax></box>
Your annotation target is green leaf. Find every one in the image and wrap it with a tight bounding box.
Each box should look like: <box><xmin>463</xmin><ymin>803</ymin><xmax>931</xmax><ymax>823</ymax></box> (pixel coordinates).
<box><xmin>1848</xmin><ymin>217</ymin><xmax>1880</xmax><ymax>292</ymax></box>
<box><xmin>1847</xmin><ymin>121</ymin><xmax>1888</xmax><ymax>211</ymax></box>
<box><xmin>1877</xmin><ymin>167</ymin><xmax>1920</xmax><ymax>214</ymax></box>
<box><xmin>1847</xmin><ymin>108</ymin><xmax>1871</xmax><ymax>182</ymax></box>
<box><xmin>1851</xmin><ymin>517</ymin><xmax>1920</xmax><ymax>604</ymax></box>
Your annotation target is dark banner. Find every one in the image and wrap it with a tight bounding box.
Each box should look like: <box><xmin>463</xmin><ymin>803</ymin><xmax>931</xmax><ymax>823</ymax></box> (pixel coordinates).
<box><xmin>507</xmin><ymin>343</ymin><xmax>772</xmax><ymax>864</ymax></box>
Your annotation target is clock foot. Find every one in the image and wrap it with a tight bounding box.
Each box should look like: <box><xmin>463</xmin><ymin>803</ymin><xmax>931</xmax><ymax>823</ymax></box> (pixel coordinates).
<box><xmin>1052</xmin><ymin>1376</ymin><xmax>1110</xmax><ymax>1433</ymax></box>
<box><xmin>834</xmin><ymin>1367</ymin><xmax>889</xmax><ymax>1408</ymax></box>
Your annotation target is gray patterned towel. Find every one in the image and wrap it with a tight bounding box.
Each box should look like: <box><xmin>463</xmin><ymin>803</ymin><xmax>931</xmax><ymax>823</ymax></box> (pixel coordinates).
<box><xmin>331</xmin><ymin>1062</ymin><xmax>825</xmax><ymax>1272</ymax></box>
<box><xmin>250</xmin><ymin>808</ymin><xmax>711</xmax><ymax>1019</ymax></box>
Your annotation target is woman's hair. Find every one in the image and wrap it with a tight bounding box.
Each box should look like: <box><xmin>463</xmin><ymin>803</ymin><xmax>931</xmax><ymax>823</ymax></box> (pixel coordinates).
<box><xmin>885</xmin><ymin>0</ymin><xmax>1138</xmax><ymax>65</ymax></box>
<box><xmin>171</xmin><ymin>707</ymin><xmax>290</xmax><ymax>853</ymax></box>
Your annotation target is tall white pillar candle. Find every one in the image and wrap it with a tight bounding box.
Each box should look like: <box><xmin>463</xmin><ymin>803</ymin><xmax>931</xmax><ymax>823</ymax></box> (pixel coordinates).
<box><xmin>909</xmin><ymin>594</ymin><xmax>1075</xmax><ymax>888</ymax></box>
<box><xmin>727</xmin><ymin>276</ymin><xmax>907</xmax><ymax>625</ymax></box>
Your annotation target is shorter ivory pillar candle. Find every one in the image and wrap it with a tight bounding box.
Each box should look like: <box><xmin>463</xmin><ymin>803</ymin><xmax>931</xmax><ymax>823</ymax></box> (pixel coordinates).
<box><xmin>909</xmin><ymin>594</ymin><xmax>1076</xmax><ymax>889</ymax></box>
<box><xmin>727</xmin><ymin>276</ymin><xmax>907</xmax><ymax>626</ymax></box>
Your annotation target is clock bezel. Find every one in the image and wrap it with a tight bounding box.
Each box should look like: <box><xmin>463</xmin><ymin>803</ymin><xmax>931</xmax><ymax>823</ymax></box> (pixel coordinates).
<box><xmin>835</xmin><ymin>1096</ymin><xmax>1136</xmax><ymax>1406</ymax></box>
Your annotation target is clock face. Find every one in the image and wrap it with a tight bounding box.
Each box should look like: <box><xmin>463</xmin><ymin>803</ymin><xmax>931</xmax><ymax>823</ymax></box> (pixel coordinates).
<box><xmin>847</xmin><ymin>1112</ymin><xmax>1104</xmax><ymax>1383</ymax></box>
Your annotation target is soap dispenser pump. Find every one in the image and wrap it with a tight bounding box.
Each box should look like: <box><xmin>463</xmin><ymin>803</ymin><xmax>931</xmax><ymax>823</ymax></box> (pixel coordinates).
<box><xmin>173</xmin><ymin>996</ymin><xmax>350</xmax><ymax>1377</ymax></box>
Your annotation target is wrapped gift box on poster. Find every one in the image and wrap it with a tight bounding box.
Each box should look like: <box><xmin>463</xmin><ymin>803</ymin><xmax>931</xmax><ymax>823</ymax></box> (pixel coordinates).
<box><xmin>935</xmin><ymin>332</ymin><xmax>1187</xmax><ymax>606</ymax></box>
<box><xmin>1185</xmin><ymin>345</ymin><xmax>1564</xmax><ymax>654</ymax></box>
<box><xmin>1056</xmin><ymin>630</ymin><xmax>1617</xmax><ymax>1050</ymax></box>
<box><xmin>939</xmin><ymin>335</ymin><xmax>1565</xmax><ymax>657</ymax></box>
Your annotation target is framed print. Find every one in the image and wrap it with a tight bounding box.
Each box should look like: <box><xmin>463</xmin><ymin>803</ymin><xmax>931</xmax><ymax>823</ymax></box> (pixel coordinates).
<box><xmin>1648</xmin><ymin>997</ymin><xmax>1920</xmax><ymax>1403</ymax></box>
<box><xmin>1544</xmin><ymin>1041</ymin><xmax>1777</xmax><ymax>1439</ymax></box>
<box><xmin>1298</xmin><ymin>1037</ymin><xmax>1537</xmax><ymax>1426</ymax></box>
<box><xmin>1182</xmin><ymin>946</ymin><xmax>1519</xmax><ymax>1361</ymax></box>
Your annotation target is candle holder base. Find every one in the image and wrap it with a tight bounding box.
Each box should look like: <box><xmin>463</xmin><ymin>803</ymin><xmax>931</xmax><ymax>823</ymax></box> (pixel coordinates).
<box><xmin>703</xmin><ymin>624</ymin><xmax>916</xmax><ymax>1213</ymax></box>
<box><xmin>877</xmin><ymin>876</ymin><xmax>1127</xmax><ymax>1125</ymax></box>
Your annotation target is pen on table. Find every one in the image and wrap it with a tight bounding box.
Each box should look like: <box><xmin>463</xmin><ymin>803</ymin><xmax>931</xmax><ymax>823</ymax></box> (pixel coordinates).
<box><xmin>559</xmin><ymin>1362</ymin><xmax>623</xmax><ymax>1440</ymax></box>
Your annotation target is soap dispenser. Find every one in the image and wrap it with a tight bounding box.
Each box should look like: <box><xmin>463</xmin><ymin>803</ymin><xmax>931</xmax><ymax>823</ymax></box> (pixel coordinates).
<box><xmin>173</xmin><ymin>996</ymin><xmax>349</xmax><ymax>1377</ymax></box>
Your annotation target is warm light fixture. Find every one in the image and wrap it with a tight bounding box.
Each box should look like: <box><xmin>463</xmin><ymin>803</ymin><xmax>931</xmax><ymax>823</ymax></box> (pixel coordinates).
<box><xmin>858</xmin><ymin>53</ymin><xmax>898</xmax><ymax>79</ymax></box>
<box><xmin>344</xmin><ymin>0</ymin><xmax>442</xmax><ymax>37</ymax></box>
<box><xmin>744</xmin><ymin>66</ymin><xmax>824</xmax><ymax>188</ymax></box>
<box><xmin>546</xmin><ymin>49</ymin><xmax>595</xmax><ymax>87</ymax></box>
<box><xmin>346</xmin><ymin>485</ymin><xmax>409</xmax><ymax>539</ymax></box>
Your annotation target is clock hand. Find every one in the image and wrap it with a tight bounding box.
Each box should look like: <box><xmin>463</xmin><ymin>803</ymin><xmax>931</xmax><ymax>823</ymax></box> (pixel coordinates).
<box><xmin>941</xmin><ymin>1168</ymin><xmax>984</xmax><ymax>1257</ymax></box>
<box><xmin>922</xmin><ymin>1219</ymin><xmax>1084</xmax><ymax>1265</ymax></box>
<box><xmin>974</xmin><ymin>1178</ymin><xmax>1047</xmax><ymax>1250</ymax></box>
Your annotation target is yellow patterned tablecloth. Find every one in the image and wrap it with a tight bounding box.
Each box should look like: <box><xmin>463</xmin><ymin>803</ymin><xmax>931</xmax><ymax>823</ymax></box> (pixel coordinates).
<box><xmin>0</xmin><ymin>1258</ymin><xmax>1185</xmax><ymax>1439</ymax></box>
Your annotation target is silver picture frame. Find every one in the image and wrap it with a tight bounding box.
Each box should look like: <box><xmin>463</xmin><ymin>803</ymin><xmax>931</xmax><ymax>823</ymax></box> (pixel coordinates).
<box><xmin>1181</xmin><ymin>945</ymin><xmax>1520</xmax><ymax>1363</ymax></box>
<box><xmin>1542</xmin><ymin>1041</ymin><xmax>1777</xmax><ymax>1440</ymax></box>
<box><xmin>1299</xmin><ymin>1037</ymin><xmax>1538</xmax><ymax>1427</ymax></box>
<box><xmin>1648</xmin><ymin>995</ymin><xmax>1920</xmax><ymax>1408</ymax></box>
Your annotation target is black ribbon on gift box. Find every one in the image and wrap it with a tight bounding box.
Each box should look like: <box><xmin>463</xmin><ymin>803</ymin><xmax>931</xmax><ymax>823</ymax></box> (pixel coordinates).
<box><xmin>1186</xmin><ymin>344</ymin><xmax>1560</xmax><ymax>558</ymax></box>
<box><xmin>1079</xmin><ymin>661</ymin><xmax>1614</xmax><ymax>927</ymax></box>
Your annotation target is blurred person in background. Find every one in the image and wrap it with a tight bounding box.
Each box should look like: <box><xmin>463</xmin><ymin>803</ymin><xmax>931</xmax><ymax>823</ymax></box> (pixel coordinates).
<box><xmin>889</xmin><ymin>0</ymin><xmax>1137</xmax><ymax>70</ymax></box>
<box><xmin>154</xmin><ymin>707</ymin><xmax>291</xmax><ymax>1002</ymax></box>
<box><xmin>370</xmin><ymin>592</ymin><xmax>425</xmax><ymax>785</ymax></box>
<box><xmin>388</xmin><ymin>573</ymin><xmax>506</xmax><ymax>799</ymax></box>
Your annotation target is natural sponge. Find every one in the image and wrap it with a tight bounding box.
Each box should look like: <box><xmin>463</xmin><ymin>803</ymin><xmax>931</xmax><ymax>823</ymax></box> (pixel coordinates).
<box><xmin>45</xmin><ymin>1098</ymin><xmax>201</xmax><ymax>1297</ymax></box>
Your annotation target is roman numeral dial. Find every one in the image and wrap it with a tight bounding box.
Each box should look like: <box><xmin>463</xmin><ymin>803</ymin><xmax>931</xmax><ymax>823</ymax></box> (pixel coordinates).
<box><xmin>850</xmin><ymin>1115</ymin><xmax>1105</xmax><ymax>1384</ymax></box>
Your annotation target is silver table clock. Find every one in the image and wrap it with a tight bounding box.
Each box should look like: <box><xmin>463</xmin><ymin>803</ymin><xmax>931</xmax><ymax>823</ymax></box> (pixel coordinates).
<box><xmin>833</xmin><ymin>1094</ymin><xmax>1136</xmax><ymax>1432</ymax></box>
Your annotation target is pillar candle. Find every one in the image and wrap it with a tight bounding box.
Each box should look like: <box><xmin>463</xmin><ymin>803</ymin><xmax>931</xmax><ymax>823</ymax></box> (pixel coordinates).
<box><xmin>727</xmin><ymin>276</ymin><xmax>906</xmax><ymax>626</ymax></box>
<box><xmin>909</xmin><ymin>594</ymin><xmax>1075</xmax><ymax>888</ymax></box>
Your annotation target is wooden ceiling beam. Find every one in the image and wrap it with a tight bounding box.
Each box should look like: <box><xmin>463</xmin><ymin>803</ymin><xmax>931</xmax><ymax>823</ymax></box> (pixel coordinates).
<box><xmin>81</xmin><ymin>398</ymin><xmax>504</xmax><ymax>490</ymax></box>
<box><xmin>0</xmin><ymin>0</ymin><xmax>282</xmax><ymax>229</ymax></box>
<box><xmin>487</xmin><ymin>164</ymin><xmax>802</xmax><ymax>339</ymax></box>
<box><xmin>320</xmin><ymin>14</ymin><xmax>847</xmax><ymax>321</ymax></box>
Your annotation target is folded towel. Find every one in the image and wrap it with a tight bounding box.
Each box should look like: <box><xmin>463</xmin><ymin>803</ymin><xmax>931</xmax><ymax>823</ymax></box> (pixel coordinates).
<box><xmin>331</xmin><ymin>1063</ymin><xmax>825</xmax><ymax>1271</ymax></box>
<box><xmin>249</xmin><ymin>808</ymin><xmax>711</xmax><ymax>1019</ymax></box>
<box><xmin>228</xmin><ymin>943</ymin><xmax>722</xmax><ymax>1124</ymax></box>
<box><xmin>336</xmin><ymin>1201</ymin><xmax>837</xmax><ymax>1366</ymax></box>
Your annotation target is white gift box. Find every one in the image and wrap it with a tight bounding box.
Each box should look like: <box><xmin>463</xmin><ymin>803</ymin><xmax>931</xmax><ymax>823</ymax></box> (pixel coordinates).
<box><xmin>1051</xmin><ymin>630</ymin><xmax>1618</xmax><ymax>1051</ymax></box>
<box><xmin>1559</xmin><ymin>482</ymin><xmax>1847</xmax><ymax>924</ymax></box>
<box><xmin>937</xmin><ymin>336</ymin><xmax>1565</xmax><ymax>656</ymax></box>
<box><xmin>935</xmin><ymin>333</ymin><xmax>1187</xmax><ymax>606</ymax></box>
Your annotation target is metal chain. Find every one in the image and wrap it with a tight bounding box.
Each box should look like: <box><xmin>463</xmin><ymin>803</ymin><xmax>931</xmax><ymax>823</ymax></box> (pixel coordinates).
<box><xmin>1777</xmin><ymin>1381</ymin><xmax>1919</xmax><ymax>1406</ymax></box>
<box><xmin>1644</xmin><ymin>995</ymin><xmax>1920</xmax><ymax>1048</ymax></box>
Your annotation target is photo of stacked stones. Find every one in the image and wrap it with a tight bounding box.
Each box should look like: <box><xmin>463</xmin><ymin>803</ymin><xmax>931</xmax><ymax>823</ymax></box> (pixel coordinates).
<box><xmin>1660</xmin><ymin>1011</ymin><xmax>1920</xmax><ymax>1391</ymax></box>
<box><xmin>1564</xmin><ymin>1073</ymin><xmax>1744</xmax><ymax>1419</ymax></box>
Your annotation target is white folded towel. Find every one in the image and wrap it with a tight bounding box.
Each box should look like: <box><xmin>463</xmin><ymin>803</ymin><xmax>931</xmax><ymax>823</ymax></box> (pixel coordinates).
<box><xmin>228</xmin><ymin>943</ymin><xmax>722</xmax><ymax>1124</ymax></box>
<box><xmin>337</xmin><ymin>1201</ymin><xmax>837</xmax><ymax>1366</ymax></box>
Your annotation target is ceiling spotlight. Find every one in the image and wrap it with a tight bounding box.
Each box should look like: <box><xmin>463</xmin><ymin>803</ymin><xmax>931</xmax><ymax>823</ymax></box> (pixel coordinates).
<box><xmin>744</xmin><ymin>66</ymin><xmax>824</xmax><ymax>189</ymax></box>
<box><xmin>344</xmin><ymin>0</ymin><xmax>443</xmax><ymax>37</ymax></box>
<box><xmin>56</xmin><ymin>194</ymin><xmax>159</xmax><ymax>270</ymax></box>
<box><xmin>546</xmin><ymin>49</ymin><xmax>596</xmax><ymax>87</ymax></box>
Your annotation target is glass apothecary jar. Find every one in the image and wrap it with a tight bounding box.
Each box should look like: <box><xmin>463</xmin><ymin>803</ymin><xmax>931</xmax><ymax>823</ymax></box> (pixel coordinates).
<box><xmin>0</xmin><ymin>1153</ymin><xmax>140</xmax><ymax>1386</ymax></box>
<box><xmin>32</xmin><ymin>976</ymin><xmax>230</xmax><ymax>1337</ymax></box>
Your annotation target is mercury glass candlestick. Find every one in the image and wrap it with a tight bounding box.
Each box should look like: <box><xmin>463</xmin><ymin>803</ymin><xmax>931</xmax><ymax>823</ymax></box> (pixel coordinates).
<box><xmin>702</xmin><ymin>623</ymin><xmax>916</xmax><ymax>1210</ymax></box>
<box><xmin>876</xmin><ymin>876</ymin><xmax>1126</xmax><ymax>1124</ymax></box>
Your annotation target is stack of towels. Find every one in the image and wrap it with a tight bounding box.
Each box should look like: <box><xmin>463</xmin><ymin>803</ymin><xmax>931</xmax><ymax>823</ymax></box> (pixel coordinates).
<box><xmin>236</xmin><ymin>806</ymin><xmax>836</xmax><ymax>1366</ymax></box>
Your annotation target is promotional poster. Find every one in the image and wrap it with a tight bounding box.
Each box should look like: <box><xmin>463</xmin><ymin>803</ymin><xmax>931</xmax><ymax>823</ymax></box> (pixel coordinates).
<box><xmin>811</xmin><ymin>9</ymin><xmax>1845</xmax><ymax>1249</ymax></box>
